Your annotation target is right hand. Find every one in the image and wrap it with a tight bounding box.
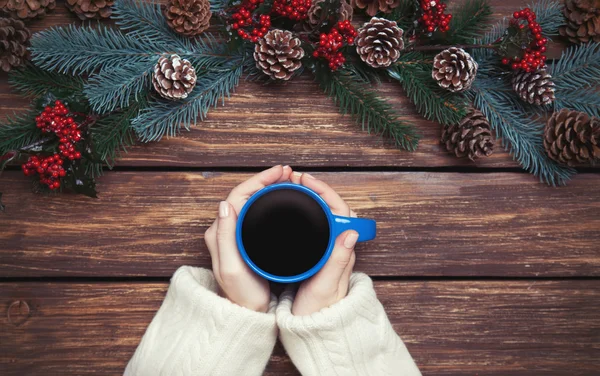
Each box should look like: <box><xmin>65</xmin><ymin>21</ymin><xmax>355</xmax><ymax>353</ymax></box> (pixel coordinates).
<box><xmin>204</xmin><ymin>165</ymin><xmax>293</xmax><ymax>312</ymax></box>
<box><xmin>289</xmin><ymin>172</ymin><xmax>358</xmax><ymax>316</ymax></box>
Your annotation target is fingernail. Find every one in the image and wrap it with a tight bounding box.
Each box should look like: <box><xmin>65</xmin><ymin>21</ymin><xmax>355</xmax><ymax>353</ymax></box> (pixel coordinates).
<box><xmin>219</xmin><ymin>201</ymin><xmax>229</xmax><ymax>218</ymax></box>
<box><xmin>304</xmin><ymin>173</ymin><xmax>315</xmax><ymax>179</ymax></box>
<box><xmin>344</xmin><ymin>231</ymin><xmax>358</xmax><ymax>248</ymax></box>
<box><xmin>283</xmin><ymin>165</ymin><xmax>290</xmax><ymax>171</ymax></box>
<box><xmin>293</xmin><ymin>171</ymin><xmax>302</xmax><ymax>178</ymax></box>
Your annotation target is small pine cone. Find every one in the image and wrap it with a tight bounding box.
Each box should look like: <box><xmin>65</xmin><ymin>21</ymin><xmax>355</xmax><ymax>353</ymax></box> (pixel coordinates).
<box><xmin>512</xmin><ymin>69</ymin><xmax>555</xmax><ymax>106</ymax></box>
<box><xmin>351</xmin><ymin>0</ymin><xmax>400</xmax><ymax>17</ymax></box>
<box><xmin>0</xmin><ymin>0</ymin><xmax>55</xmax><ymax>19</ymax></box>
<box><xmin>441</xmin><ymin>109</ymin><xmax>495</xmax><ymax>160</ymax></box>
<box><xmin>0</xmin><ymin>17</ymin><xmax>31</xmax><ymax>72</ymax></box>
<box><xmin>65</xmin><ymin>0</ymin><xmax>114</xmax><ymax>20</ymax></box>
<box><xmin>432</xmin><ymin>47</ymin><xmax>478</xmax><ymax>92</ymax></box>
<box><xmin>307</xmin><ymin>0</ymin><xmax>353</xmax><ymax>27</ymax></box>
<box><xmin>559</xmin><ymin>0</ymin><xmax>600</xmax><ymax>44</ymax></box>
<box><xmin>355</xmin><ymin>17</ymin><xmax>404</xmax><ymax>68</ymax></box>
<box><xmin>254</xmin><ymin>29</ymin><xmax>304</xmax><ymax>80</ymax></box>
<box><xmin>152</xmin><ymin>55</ymin><xmax>197</xmax><ymax>100</ymax></box>
<box><xmin>165</xmin><ymin>0</ymin><xmax>211</xmax><ymax>37</ymax></box>
<box><xmin>544</xmin><ymin>108</ymin><xmax>600</xmax><ymax>166</ymax></box>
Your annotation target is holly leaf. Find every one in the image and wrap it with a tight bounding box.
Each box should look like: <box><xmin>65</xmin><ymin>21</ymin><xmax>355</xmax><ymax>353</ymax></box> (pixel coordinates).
<box><xmin>63</xmin><ymin>160</ymin><xmax>98</xmax><ymax>198</ymax></box>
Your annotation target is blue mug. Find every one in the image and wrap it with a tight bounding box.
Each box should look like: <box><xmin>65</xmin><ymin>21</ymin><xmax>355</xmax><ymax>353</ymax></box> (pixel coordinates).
<box><xmin>236</xmin><ymin>182</ymin><xmax>376</xmax><ymax>283</ymax></box>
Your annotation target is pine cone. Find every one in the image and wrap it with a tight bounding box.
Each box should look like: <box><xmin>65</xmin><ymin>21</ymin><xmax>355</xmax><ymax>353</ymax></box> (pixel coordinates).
<box><xmin>355</xmin><ymin>17</ymin><xmax>404</xmax><ymax>68</ymax></box>
<box><xmin>152</xmin><ymin>55</ymin><xmax>197</xmax><ymax>100</ymax></box>
<box><xmin>307</xmin><ymin>0</ymin><xmax>353</xmax><ymax>27</ymax></box>
<box><xmin>432</xmin><ymin>47</ymin><xmax>478</xmax><ymax>92</ymax></box>
<box><xmin>254</xmin><ymin>29</ymin><xmax>304</xmax><ymax>80</ymax></box>
<box><xmin>351</xmin><ymin>0</ymin><xmax>400</xmax><ymax>16</ymax></box>
<box><xmin>512</xmin><ymin>69</ymin><xmax>555</xmax><ymax>106</ymax></box>
<box><xmin>65</xmin><ymin>0</ymin><xmax>113</xmax><ymax>20</ymax></box>
<box><xmin>441</xmin><ymin>109</ymin><xmax>495</xmax><ymax>160</ymax></box>
<box><xmin>165</xmin><ymin>0</ymin><xmax>211</xmax><ymax>37</ymax></box>
<box><xmin>559</xmin><ymin>0</ymin><xmax>600</xmax><ymax>44</ymax></box>
<box><xmin>0</xmin><ymin>0</ymin><xmax>55</xmax><ymax>19</ymax></box>
<box><xmin>544</xmin><ymin>108</ymin><xmax>600</xmax><ymax>166</ymax></box>
<box><xmin>0</xmin><ymin>17</ymin><xmax>30</xmax><ymax>72</ymax></box>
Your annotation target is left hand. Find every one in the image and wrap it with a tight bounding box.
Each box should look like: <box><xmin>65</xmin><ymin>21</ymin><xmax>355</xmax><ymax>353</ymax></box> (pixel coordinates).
<box><xmin>204</xmin><ymin>165</ymin><xmax>293</xmax><ymax>312</ymax></box>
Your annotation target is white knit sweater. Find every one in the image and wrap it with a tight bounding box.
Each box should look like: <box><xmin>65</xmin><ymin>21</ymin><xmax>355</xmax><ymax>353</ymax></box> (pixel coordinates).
<box><xmin>124</xmin><ymin>266</ymin><xmax>421</xmax><ymax>376</ymax></box>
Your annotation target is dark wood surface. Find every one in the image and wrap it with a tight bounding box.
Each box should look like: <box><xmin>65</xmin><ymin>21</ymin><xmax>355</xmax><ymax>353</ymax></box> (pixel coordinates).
<box><xmin>2</xmin><ymin>281</ymin><xmax>599</xmax><ymax>376</ymax></box>
<box><xmin>1</xmin><ymin>0</ymin><xmax>599</xmax><ymax>375</ymax></box>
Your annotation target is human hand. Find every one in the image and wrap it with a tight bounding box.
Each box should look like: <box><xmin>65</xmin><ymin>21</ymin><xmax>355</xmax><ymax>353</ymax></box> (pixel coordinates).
<box><xmin>204</xmin><ymin>165</ymin><xmax>293</xmax><ymax>312</ymax></box>
<box><xmin>289</xmin><ymin>172</ymin><xmax>358</xmax><ymax>316</ymax></box>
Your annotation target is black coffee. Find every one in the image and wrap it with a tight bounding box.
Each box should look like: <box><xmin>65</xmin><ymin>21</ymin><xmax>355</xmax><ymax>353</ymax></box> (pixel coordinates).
<box><xmin>241</xmin><ymin>189</ymin><xmax>330</xmax><ymax>277</ymax></box>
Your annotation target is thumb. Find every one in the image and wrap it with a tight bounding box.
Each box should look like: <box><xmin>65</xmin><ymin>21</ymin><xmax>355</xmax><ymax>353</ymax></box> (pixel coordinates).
<box><xmin>312</xmin><ymin>230</ymin><xmax>358</xmax><ymax>287</ymax></box>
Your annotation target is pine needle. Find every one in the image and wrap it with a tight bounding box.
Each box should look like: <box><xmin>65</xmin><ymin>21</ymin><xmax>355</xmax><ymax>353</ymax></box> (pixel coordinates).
<box><xmin>445</xmin><ymin>0</ymin><xmax>493</xmax><ymax>44</ymax></box>
<box><xmin>0</xmin><ymin>110</ymin><xmax>42</xmax><ymax>156</ymax></box>
<box><xmin>9</xmin><ymin>64</ymin><xmax>85</xmax><ymax>98</ymax></box>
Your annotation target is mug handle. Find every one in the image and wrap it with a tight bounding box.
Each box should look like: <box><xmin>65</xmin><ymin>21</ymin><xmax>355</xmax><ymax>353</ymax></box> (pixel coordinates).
<box><xmin>331</xmin><ymin>215</ymin><xmax>376</xmax><ymax>242</ymax></box>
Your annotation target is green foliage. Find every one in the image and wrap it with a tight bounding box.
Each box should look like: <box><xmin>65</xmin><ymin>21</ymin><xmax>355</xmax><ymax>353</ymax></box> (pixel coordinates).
<box><xmin>530</xmin><ymin>0</ymin><xmax>565</xmax><ymax>37</ymax></box>
<box><xmin>0</xmin><ymin>110</ymin><xmax>42</xmax><ymax>156</ymax></box>
<box><xmin>84</xmin><ymin>63</ymin><xmax>153</xmax><ymax>114</ymax></box>
<box><xmin>314</xmin><ymin>64</ymin><xmax>420</xmax><ymax>151</ymax></box>
<box><xmin>444</xmin><ymin>0</ymin><xmax>493</xmax><ymax>44</ymax></box>
<box><xmin>9</xmin><ymin>64</ymin><xmax>85</xmax><ymax>98</ymax></box>
<box><xmin>133</xmin><ymin>63</ymin><xmax>244</xmax><ymax>142</ymax></box>
<box><xmin>385</xmin><ymin>0</ymin><xmax>418</xmax><ymax>31</ymax></box>
<box><xmin>388</xmin><ymin>53</ymin><xmax>468</xmax><ymax>126</ymax></box>
<box><xmin>468</xmin><ymin>78</ymin><xmax>575</xmax><ymax>186</ymax></box>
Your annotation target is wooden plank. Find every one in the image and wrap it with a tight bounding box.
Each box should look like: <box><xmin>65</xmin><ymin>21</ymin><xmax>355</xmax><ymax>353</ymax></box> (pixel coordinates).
<box><xmin>1</xmin><ymin>280</ymin><xmax>598</xmax><ymax>375</ymax></box>
<box><xmin>1</xmin><ymin>171</ymin><xmax>599</xmax><ymax>277</ymax></box>
<box><xmin>0</xmin><ymin>0</ymin><xmax>565</xmax><ymax>169</ymax></box>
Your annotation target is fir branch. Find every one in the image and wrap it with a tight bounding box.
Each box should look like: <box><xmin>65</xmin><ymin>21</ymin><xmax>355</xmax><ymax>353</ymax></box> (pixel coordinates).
<box><xmin>0</xmin><ymin>110</ymin><xmax>42</xmax><ymax>156</ymax></box>
<box><xmin>468</xmin><ymin>81</ymin><xmax>575</xmax><ymax>186</ymax></box>
<box><xmin>132</xmin><ymin>64</ymin><xmax>244</xmax><ymax>142</ymax></box>
<box><xmin>9</xmin><ymin>64</ymin><xmax>85</xmax><ymax>98</ymax></box>
<box><xmin>548</xmin><ymin>42</ymin><xmax>600</xmax><ymax>90</ymax></box>
<box><xmin>529</xmin><ymin>0</ymin><xmax>564</xmax><ymax>37</ymax></box>
<box><xmin>445</xmin><ymin>0</ymin><xmax>493</xmax><ymax>44</ymax></box>
<box><xmin>385</xmin><ymin>0</ymin><xmax>418</xmax><ymax>31</ymax></box>
<box><xmin>388</xmin><ymin>55</ymin><xmax>468</xmax><ymax>126</ymax></box>
<box><xmin>553</xmin><ymin>88</ymin><xmax>600</xmax><ymax>118</ymax></box>
<box><xmin>314</xmin><ymin>65</ymin><xmax>420</xmax><ymax>151</ymax></box>
<box><xmin>84</xmin><ymin>63</ymin><xmax>153</xmax><ymax>114</ymax></box>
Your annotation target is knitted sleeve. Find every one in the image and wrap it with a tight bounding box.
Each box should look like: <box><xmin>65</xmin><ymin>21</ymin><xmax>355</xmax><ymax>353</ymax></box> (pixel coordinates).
<box><xmin>124</xmin><ymin>266</ymin><xmax>278</xmax><ymax>376</ymax></box>
<box><xmin>277</xmin><ymin>273</ymin><xmax>421</xmax><ymax>376</ymax></box>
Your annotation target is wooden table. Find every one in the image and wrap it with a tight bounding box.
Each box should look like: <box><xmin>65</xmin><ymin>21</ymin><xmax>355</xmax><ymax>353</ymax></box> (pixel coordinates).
<box><xmin>1</xmin><ymin>1</ymin><xmax>599</xmax><ymax>375</ymax></box>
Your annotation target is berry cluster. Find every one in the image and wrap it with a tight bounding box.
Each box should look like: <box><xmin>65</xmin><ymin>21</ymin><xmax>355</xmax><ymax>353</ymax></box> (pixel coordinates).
<box><xmin>22</xmin><ymin>154</ymin><xmax>67</xmax><ymax>190</ymax></box>
<box><xmin>419</xmin><ymin>0</ymin><xmax>452</xmax><ymax>33</ymax></box>
<box><xmin>502</xmin><ymin>8</ymin><xmax>547</xmax><ymax>72</ymax></box>
<box><xmin>312</xmin><ymin>21</ymin><xmax>358</xmax><ymax>71</ymax></box>
<box><xmin>271</xmin><ymin>0</ymin><xmax>312</xmax><ymax>21</ymax></box>
<box><xmin>21</xmin><ymin>100</ymin><xmax>83</xmax><ymax>190</ymax></box>
<box><xmin>230</xmin><ymin>0</ymin><xmax>271</xmax><ymax>42</ymax></box>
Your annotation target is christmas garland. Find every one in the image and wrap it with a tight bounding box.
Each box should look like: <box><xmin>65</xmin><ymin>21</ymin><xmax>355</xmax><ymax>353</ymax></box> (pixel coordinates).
<box><xmin>1</xmin><ymin>0</ymin><xmax>599</xmax><ymax>206</ymax></box>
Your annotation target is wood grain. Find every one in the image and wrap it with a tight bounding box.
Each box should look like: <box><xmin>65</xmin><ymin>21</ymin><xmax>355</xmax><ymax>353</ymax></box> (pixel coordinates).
<box><xmin>1</xmin><ymin>280</ymin><xmax>598</xmax><ymax>375</ymax></box>
<box><xmin>0</xmin><ymin>0</ymin><xmax>566</xmax><ymax>169</ymax></box>
<box><xmin>1</xmin><ymin>171</ymin><xmax>599</xmax><ymax>278</ymax></box>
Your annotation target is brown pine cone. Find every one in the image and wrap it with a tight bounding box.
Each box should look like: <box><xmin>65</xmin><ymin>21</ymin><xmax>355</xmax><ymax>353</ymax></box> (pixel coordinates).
<box><xmin>0</xmin><ymin>0</ymin><xmax>55</xmax><ymax>19</ymax></box>
<box><xmin>307</xmin><ymin>0</ymin><xmax>353</xmax><ymax>27</ymax></box>
<box><xmin>65</xmin><ymin>0</ymin><xmax>113</xmax><ymax>20</ymax></box>
<box><xmin>559</xmin><ymin>0</ymin><xmax>600</xmax><ymax>44</ymax></box>
<box><xmin>512</xmin><ymin>69</ymin><xmax>555</xmax><ymax>106</ymax></box>
<box><xmin>351</xmin><ymin>0</ymin><xmax>400</xmax><ymax>17</ymax></box>
<box><xmin>152</xmin><ymin>55</ymin><xmax>197</xmax><ymax>100</ymax></box>
<box><xmin>441</xmin><ymin>109</ymin><xmax>495</xmax><ymax>160</ymax></box>
<box><xmin>0</xmin><ymin>17</ymin><xmax>30</xmax><ymax>72</ymax></box>
<box><xmin>356</xmin><ymin>17</ymin><xmax>404</xmax><ymax>68</ymax></box>
<box><xmin>432</xmin><ymin>47</ymin><xmax>478</xmax><ymax>92</ymax></box>
<box><xmin>544</xmin><ymin>108</ymin><xmax>600</xmax><ymax>166</ymax></box>
<box><xmin>165</xmin><ymin>0</ymin><xmax>211</xmax><ymax>37</ymax></box>
<box><xmin>254</xmin><ymin>29</ymin><xmax>304</xmax><ymax>80</ymax></box>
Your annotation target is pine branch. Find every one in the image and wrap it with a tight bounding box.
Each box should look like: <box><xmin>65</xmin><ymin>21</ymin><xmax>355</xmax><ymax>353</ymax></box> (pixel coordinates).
<box><xmin>553</xmin><ymin>88</ymin><xmax>600</xmax><ymax>118</ymax></box>
<box><xmin>132</xmin><ymin>63</ymin><xmax>244</xmax><ymax>142</ymax></box>
<box><xmin>84</xmin><ymin>63</ymin><xmax>153</xmax><ymax>114</ymax></box>
<box><xmin>9</xmin><ymin>64</ymin><xmax>85</xmax><ymax>98</ymax></box>
<box><xmin>529</xmin><ymin>0</ymin><xmax>564</xmax><ymax>37</ymax></box>
<box><xmin>445</xmin><ymin>0</ymin><xmax>493</xmax><ymax>44</ymax></box>
<box><xmin>548</xmin><ymin>42</ymin><xmax>600</xmax><ymax>90</ymax></box>
<box><xmin>385</xmin><ymin>0</ymin><xmax>418</xmax><ymax>31</ymax></box>
<box><xmin>0</xmin><ymin>110</ymin><xmax>42</xmax><ymax>156</ymax></box>
<box><xmin>468</xmin><ymin>81</ymin><xmax>575</xmax><ymax>186</ymax></box>
<box><xmin>388</xmin><ymin>54</ymin><xmax>468</xmax><ymax>126</ymax></box>
<box><xmin>314</xmin><ymin>65</ymin><xmax>420</xmax><ymax>151</ymax></box>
